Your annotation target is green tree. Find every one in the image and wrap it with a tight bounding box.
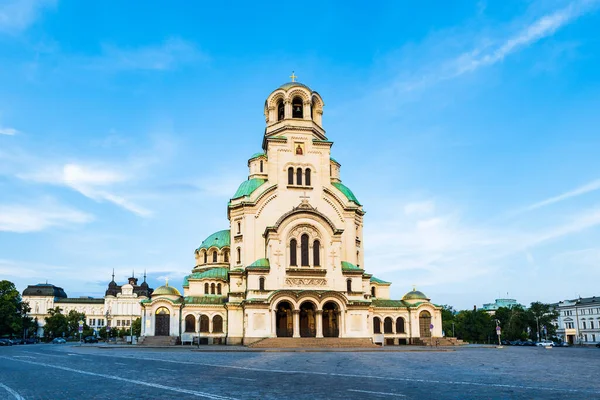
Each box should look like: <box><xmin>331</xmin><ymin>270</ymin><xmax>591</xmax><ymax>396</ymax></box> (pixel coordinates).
<box><xmin>44</xmin><ymin>307</ymin><xmax>68</xmax><ymax>340</ymax></box>
<box><xmin>495</xmin><ymin>305</ymin><xmax>529</xmax><ymax>340</ymax></box>
<box><xmin>0</xmin><ymin>280</ymin><xmax>23</xmax><ymax>337</ymax></box>
<box><xmin>441</xmin><ymin>305</ymin><xmax>456</xmax><ymax>337</ymax></box>
<box><xmin>131</xmin><ymin>317</ymin><xmax>141</xmax><ymax>336</ymax></box>
<box><xmin>454</xmin><ymin>309</ymin><xmax>495</xmax><ymax>343</ymax></box>
<box><xmin>526</xmin><ymin>302</ymin><xmax>559</xmax><ymax>341</ymax></box>
<box><xmin>66</xmin><ymin>310</ymin><xmax>88</xmax><ymax>338</ymax></box>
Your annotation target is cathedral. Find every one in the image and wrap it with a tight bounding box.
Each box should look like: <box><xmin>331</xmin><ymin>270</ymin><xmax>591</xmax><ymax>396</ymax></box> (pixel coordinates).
<box><xmin>141</xmin><ymin>78</ymin><xmax>443</xmax><ymax>345</ymax></box>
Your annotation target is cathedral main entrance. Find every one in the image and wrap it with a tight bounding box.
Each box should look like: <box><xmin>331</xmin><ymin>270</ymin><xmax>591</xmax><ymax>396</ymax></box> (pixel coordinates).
<box><xmin>419</xmin><ymin>310</ymin><xmax>431</xmax><ymax>338</ymax></box>
<box><xmin>322</xmin><ymin>302</ymin><xmax>339</xmax><ymax>337</ymax></box>
<box><xmin>155</xmin><ymin>307</ymin><xmax>170</xmax><ymax>336</ymax></box>
<box><xmin>299</xmin><ymin>302</ymin><xmax>316</xmax><ymax>337</ymax></box>
<box><xmin>276</xmin><ymin>301</ymin><xmax>293</xmax><ymax>337</ymax></box>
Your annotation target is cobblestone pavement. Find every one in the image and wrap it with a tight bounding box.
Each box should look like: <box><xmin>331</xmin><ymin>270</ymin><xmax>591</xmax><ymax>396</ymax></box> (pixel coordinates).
<box><xmin>1</xmin><ymin>344</ymin><xmax>599</xmax><ymax>399</ymax></box>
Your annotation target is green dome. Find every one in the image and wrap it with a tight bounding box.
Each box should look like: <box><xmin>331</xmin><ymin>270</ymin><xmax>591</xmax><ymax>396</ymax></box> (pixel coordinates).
<box><xmin>278</xmin><ymin>82</ymin><xmax>311</xmax><ymax>91</ymax></box>
<box><xmin>153</xmin><ymin>284</ymin><xmax>181</xmax><ymax>297</ymax></box>
<box><xmin>402</xmin><ymin>290</ymin><xmax>429</xmax><ymax>301</ymax></box>
<box><xmin>196</xmin><ymin>230</ymin><xmax>231</xmax><ymax>251</ymax></box>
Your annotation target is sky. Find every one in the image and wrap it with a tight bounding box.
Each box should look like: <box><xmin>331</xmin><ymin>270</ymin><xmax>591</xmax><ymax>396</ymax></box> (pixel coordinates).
<box><xmin>1</xmin><ymin>0</ymin><xmax>600</xmax><ymax>310</ymax></box>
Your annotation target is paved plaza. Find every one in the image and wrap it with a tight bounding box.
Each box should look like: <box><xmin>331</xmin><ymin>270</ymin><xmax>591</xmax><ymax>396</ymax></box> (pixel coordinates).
<box><xmin>1</xmin><ymin>344</ymin><xmax>599</xmax><ymax>399</ymax></box>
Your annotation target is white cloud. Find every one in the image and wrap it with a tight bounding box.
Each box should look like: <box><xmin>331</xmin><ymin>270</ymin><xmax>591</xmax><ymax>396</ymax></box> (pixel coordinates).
<box><xmin>523</xmin><ymin>179</ymin><xmax>600</xmax><ymax>212</ymax></box>
<box><xmin>404</xmin><ymin>200</ymin><xmax>435</xmax><ymax>216</ymax></box>
<box><xmin>0</xmin><ymin>0</ymin><xmax>55</xmax><ymax>34</ymax></box>
<box><xmin>0</xmin><ymin>203</ymin><xmax>93</xmax><ymax>232</ymax></box>
<box><xmin>19</xmin><ymin>163</ymin><xmax>152</xmax><ymax>217</ymax></box>
<box><xmin>0</xmin><ymin>127</ymin><xmax>19</xmax><ymax>135</ymax></box>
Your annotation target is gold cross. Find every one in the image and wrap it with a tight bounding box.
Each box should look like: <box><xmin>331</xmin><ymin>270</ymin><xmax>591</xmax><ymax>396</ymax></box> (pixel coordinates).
<box><xmin>290</xmin><ymin>71</ymin><xmax>297</xmax><ymax>82</ymax></box>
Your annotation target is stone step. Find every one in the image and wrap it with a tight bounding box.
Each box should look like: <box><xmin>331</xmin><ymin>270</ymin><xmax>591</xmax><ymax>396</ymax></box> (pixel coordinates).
<box><xmin>138</xmin><ymin>336</ymin><xmax>178</xmax><ymax>346</ymax></box>
<box><xmin>248</xmin><ymin>337</ymin><xmax>378</xmax><ymax>348</ymax></box>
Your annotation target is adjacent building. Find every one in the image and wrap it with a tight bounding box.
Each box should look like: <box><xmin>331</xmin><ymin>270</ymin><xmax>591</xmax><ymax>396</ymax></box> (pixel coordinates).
<box><xmin>553</xmin><ymin>296</ymin><xmax>600</xmax><ymax>345</ymax></box>
<box><xmin>482</xmin><ymin>298</ymin><xmax>522</xmax><ymax>315</ymax></box>
<box><xmin>141</xmin><ymin>79</ymin><xmax>443</xmax><ymax>345</ymax></box>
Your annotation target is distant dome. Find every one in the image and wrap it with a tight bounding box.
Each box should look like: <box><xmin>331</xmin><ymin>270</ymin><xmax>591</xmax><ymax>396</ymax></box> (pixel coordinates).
<box><xmin>402</xmin><ymin>289</ymin><xmax>430</xmax><ymax>301</ymax></box>
<box><xmin>278</xmin><ymin>81</ymin><xmax>311</xmax><ymax>91</ymax></box>
<box><xmin>108</xmin><ymin>280</ymin><xmax>117</xmax><ymax>287</ymax></box>
<box><xmin>153</xmin><ymin>284</ymin><xmax>181</xmax><ymax>297</ymax></box>
<box><xmin>140</xmin><ymin>281</ymin><xmax>149</xmax><ymax>288</ymax></box>
<box><xmin>196</xmin><ymin>230</ymin><xmax>231</xmax><ymax>251</ymax></box>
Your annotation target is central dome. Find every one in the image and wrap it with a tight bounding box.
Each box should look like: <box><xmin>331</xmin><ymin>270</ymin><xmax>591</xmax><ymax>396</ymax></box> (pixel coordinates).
<box><xmin>153</xmin><ymin>284</ymin><xmax>181</xmax><ymax>297</ymax></box>
<box><xmin>278</xmin><ymin>81</ymin><xmax>312</xmax><ymax>91</ymax></box>
<box><xmin>402</xmin><ymin>289</ymin><xmax>430</xmax><ymax>301</ymax></box>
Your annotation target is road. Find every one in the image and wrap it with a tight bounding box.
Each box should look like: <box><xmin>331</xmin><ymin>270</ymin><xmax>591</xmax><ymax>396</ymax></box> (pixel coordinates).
<box><xmin>1</xmin><ymin>344</ymin><xmax>599</xmax><ymax>399</ymax></box>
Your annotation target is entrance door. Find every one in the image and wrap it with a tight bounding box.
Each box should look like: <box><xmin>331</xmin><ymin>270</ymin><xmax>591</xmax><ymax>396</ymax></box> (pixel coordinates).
<box><xmin>322</xmin><ymin>301</ymin><xmax>339</xmax><ymax>337</ymax></box>
<box><xmin>419</xmin><ymin>311</ymin><xmax>431</xmax><ymax>338</ymax></box>
<box><xmin>155</xmin><ymin>307</ymin><xmax>170</xmax><ymax>336</ymax></box>
<box><xmin>300</xmin><ymin>302</ymin><xmax>316</xmax><ymax>337</ymax></box>
<box><xmin>276</xmin><ymin>302</ymin><xmax>293</xmax><ymax>337</ymax></box>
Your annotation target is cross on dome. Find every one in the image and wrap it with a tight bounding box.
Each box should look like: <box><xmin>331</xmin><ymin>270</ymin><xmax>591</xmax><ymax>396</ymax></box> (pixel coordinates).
<box><xmin>289</xmin><ymin>71</ymin><xmax>297</xmax><ymax>82</ymax></box>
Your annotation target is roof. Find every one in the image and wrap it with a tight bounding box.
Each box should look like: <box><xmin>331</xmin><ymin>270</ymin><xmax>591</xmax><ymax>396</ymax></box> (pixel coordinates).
<box><xmin>184</xmin><ymin>296</ymin><xmax>227</xmax><ymax>305</ymax></box>
<box><xmin>196</xmin><ymin>230</ymin><xmax>231</xmax><ymax>251</ymax></box>
<box><xmin>183</xmin><ymin>268</ymin><xmax>229</xmax><ymax>286</ymax></box>
<box><xmin>332</xmin><ymin>182</ymin><xmax>361</xmax><ymax>206</ymax></box>
<box><xmin>55</xmin><ymin>298</ymin><xmax>105</xmax><ymax>304</ymax></box>
<box><xmin>22</xmin><ymin>283</ymin><xmax>68</xmax><ymax>298</ymax></box>
<box><xmin>249</xmin><ymin>152</ymin><xmax>267</xmax><ymax>161</ymax></box>
<box><xmin>153</xmin><ymin>284</ymin><xmax>181</xmax><ymax>297</ymax></box>
<box><xmin>278</xmin><ymin>82</ymin><xmax>312</xmax><ymax>91</ymax></box>
<box><xmin>402</xmin><ymin>290</ymin><xmax>430</xmax><ymax>301</ymax></box>
<box><xmin>247</xmin><ymin>258</ymin><xmax>270</xmax><ymax>270</ymax></box>
<box><xmin>370</xmin><ymin>276</ymin><xmax>391</xmax><ymax>285</ymax></box>
<box><xmin>341</xmin><ymin>261</ymin><xmax>362</xmax><ymax>271</ymax></box>
<box><xmin>330</xmin><ymin>157</ymin><xmax>340</xmax><ymax>165</ymax></box>
<box><xmin>231</xmin><ymin>178</ymin><xmax>267</xmax><ymax>200</ymax></box>
<box><xmin>372</xmin><ymin>299</ymin><xmax>407</xmax><ymax>308</ymax></box>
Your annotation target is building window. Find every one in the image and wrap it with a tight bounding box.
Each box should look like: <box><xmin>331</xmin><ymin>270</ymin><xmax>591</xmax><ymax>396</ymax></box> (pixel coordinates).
<box><xmin>259</xmin><ymin>277</ymin><xmax>265</xmax><ymax>291</ymax></box>
<box><xmin>313</xmin><ymin>240</ymin><xmax>320</xmax><ymax>266</ymax></box>
<box><xmin>384</xmin><ymin>317</ymin><xmax>393</xmax><ymax>334</ymax></box>
<box><xmin>185</xmin><ymin>315</ymin><xmax>195</xmax><ymax>332</ymax></box>
<box><xmin>237</xmin><ymin>222</ymin><xmax>241</xmax><ymax>234</ymax></box>
<box><xmin>300</xmin><ymin>234</ymin><xmax>309</xmax><ymax>266</ymax></box>
<box><xmin>396</xmin><ymin>317</ymin><xmax>405</xmax><ymax>333</ymax></box>
<box><xmin>593</xmin><ymin>334</ymin><xmax>596</xmax><ymax>342</ymax></box>
<box><xmin>346</xmin><ymin>279</ymin><xmax>352</xmax><ymax>293</ymax></box>
<box><xmin>236</xmin><ymin>247</ymin><xmax>241</xmax><ymax>264</ymax></box>
<box><xmin>224</xmin><ymin>251</ymin><xmax>229</xmax><ymax>263</ymax></box>
<box><xmin>277</xmin><ymin>100</ymin><xmax>284</xmax><ymax>121</ymax></box>
<box><xmin>204</xmin><ymin>283</ymin><xmax>209</xmax><ymax>294</ymax></box>
<box><xmin>203</xmin><ymin>252</ymin><xmax>207</xmax><ymax>264</ymax></box>
<box><xmin>583</xmin><ymin>321</ymin><xmax>587</xmax><ymax>329</ymax></box>
<box><xmin>591</xmin><ymin>321</ymin><xmax>595</xmax><ymax>329</ymax></box>
<box><xmin>200</xmin><ymin>315</ymin><xmax>209</xmax><ymax>333</ymax></box>
<box><xmin>288</xmin><ymin>167</ymin><xmax>294</xmax><ymax>185</ymax></box>
<box><xmin>213</xmin><ymin>315</ymin><xmax>223</xmax><ymax>333</ymax></box>
<box><xmin>292</xmin><ymin>96</ymin><xmax>303</xmax><ymax>118</ymax></box>
<box><xmin>290</xmin><ymin>239</ymin><xmax>297</xmax><ymax>266</ymax></box>
<box><xmin>212</xmin><ymin>251</ymin><xmax>218</xmax><ymax>263</ymax></box>
<box><xmin>260</xmin><ymin>160</ymin><xmax>263</xmax><ymax>173</ymax></box>
<box><xmin>305</xmin><ymin>168</ymin><xmax>311</xmax><ymax>186</ymax></box>
<box><xmin>296</xmin><ymin>168</ymin><xmax>303</xmax><ymax>186</ymax></box>
<box><xmin>217</xmin><ymin>283</ymin><xmax>222</xmax><ymax>295</ymax></box>
<box><xmin>373</xmin><ymin>317</ymin><xmax>381</xmax><ymax>334</ymax></box>
<box><xmin>117</xmin><ymin>320</ymin><xmax>121</xmax><ymax>327</ymax></box>
<box><xmin>211</xmin><ymin>283</ymin><xmax>216</xmax><ymax>295</ymax></box>
<box><xmin>371</xmin><ymin>287</ymin><xmax>376</xmax><ymax>297</ymax></box>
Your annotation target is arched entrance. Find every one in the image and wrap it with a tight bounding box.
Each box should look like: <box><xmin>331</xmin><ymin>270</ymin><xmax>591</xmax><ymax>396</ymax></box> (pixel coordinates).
<box><xmin>276</xmin><ymin>301</ymin><xmax>293</xmax><ymax>337</ymax></box>
<box><xmin>299</xmin><ymin>302</ymin><xmax>316</xmax><ymax>337</ymax></box>
<box><xmin>419</xmin><ymin>311</ymin><xmax>432</xmax><ymax>338</ymax></box>
<box><xmin>155</xmin><ymin>307</ymin><xmax>170</xmax><ymax>336</ymax></box>
<box><xmin>322</xmin><ymin>301</ymin><xmax>339</xmax><ymax>337</ymax></box>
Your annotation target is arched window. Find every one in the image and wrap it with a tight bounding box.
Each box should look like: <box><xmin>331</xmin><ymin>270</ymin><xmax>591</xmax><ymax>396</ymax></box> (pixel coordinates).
<box><xmin>185</xmin><ymin>315</ymin><xmax>195</xmax><ymax>332</ymax></box>
<box><xmin>260</xmin><ymin>160</ymin><xmax>263</xmax><ymax>173</ymax></box>
<box><xmin>396</xmin><ymin>317</ymin><xmax>405</xmax><ymax>333</ymax></box>
<box><xmin>290</xmin><ymin>239</ymin><xmax>297</xmax><ymax>266</ymax></box>
<box><xmin>203</xmin><ymin>252</ymin><xmax>207</xmax><ymax>264</ymax></box>
<box><xmin>384</xmin><ymin>317</ymin><xmax>393</xmax><ymax>333</ymax></box>
<box><xmin>288</xmin><ymin>167</ymin><xmax>294</xmax><ymax>185</ymax></box>
<box><xmin>199</xmin><ymin>315</ymin><xmax>209</xmax><ymax>333</ymax></box>
<box><xmin>224</xmin><ymin>251</ymin><xmax>229</xmax><ymax>263</ymax></box>
<box><xmin>211</xmin><ymin>283</ymin><xmax>215</xmax><ymax>295</ymax></box>
<box><xmin>217</xmin><ymin>283</ymin><xmax>222</xmax><ymax>295</ymax></box>
<box><xmin>236</xmin><ymin>247</ymin><xmax>241</xmax><ymax>264</ymax></box>
<box><xmin>277</xmin><ymin>99</ymin><xmax>284</xmax><ymax>121</ymax></box>
<box><xmin>371</xmin><ymin>286</ymin><xmax>376</xmax><ymax>297</ymax></box>
<box><xmin>204</xmin><ymin>283</ymin><xmax>209</xmax><ymax>294</ymax></box>
<box><xmin>313</xmin><ymin>240</ymin><xmax>320</xmax><ymax>266</ymax></box>
<box><xmin>237</xmin><ymin>222</ymin><xmax>241</xmax><ymax>234</ymax></box>
<box><xmin>300</xmin><ymin>234</ymin><xmax>309</xmax><ymax>266</ymax></box>
<box><xmin>305</xmin><ymin>168</ymin><xmax>311</xmax><ymax>186</ymax></box>
<box><xmin>259</xmin><ymin>277</ymin><xmax>265</xmax><ymax>291</ymax></box>
<box><xmin>296</xmin><ymin>168</ymin><xmax>302</xmax><ymax>186</ymax></box>
<box><xmin>373</xmin><ymin>317</ymin><xmax>381</xmax><ymax>334</ymax></box>
<box><xmin>213</xmin><ymin>315</ymin><xmax>223</xmax><ymax>333</ymax></box>
<box><xmin>346</xmin><ymin>279</ymin><xmax>352</xmax><ymax>293</ymax></box>
<box><xmin>212</xmin><ymin>251</ymin><xmax>217</xmax><ymax>263</ymax></box>
<box><xmin>292</xmin><ymin>97</ymin><xmax>303</xmax><ymax>118</ymax></box>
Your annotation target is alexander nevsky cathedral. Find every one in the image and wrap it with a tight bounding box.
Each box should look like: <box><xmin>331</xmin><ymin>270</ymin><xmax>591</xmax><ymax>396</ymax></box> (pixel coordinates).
<box><xmin>137</xmin><ymin>77</ymin><xmax>443</xmax><ymax>346</ymax></box>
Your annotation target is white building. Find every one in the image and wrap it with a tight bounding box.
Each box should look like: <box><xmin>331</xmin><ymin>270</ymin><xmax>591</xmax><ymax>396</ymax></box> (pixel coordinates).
<box><xmin>554</xmin><ymin>296</ymin><xmax>600</xmax><ymax>345</ymax></box>
<box><xmin>141</xmin><ymin>78</ymin><xmax>443</xmax><ymax>345</ymax></box>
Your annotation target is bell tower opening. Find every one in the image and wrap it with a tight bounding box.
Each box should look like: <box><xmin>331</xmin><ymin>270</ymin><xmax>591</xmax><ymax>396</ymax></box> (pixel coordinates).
<box><xmin>277</xmin><ymin>99</ymin><xmax>285</xmax><ymax>121</ymax></box>
<box><xmin>292</xmin><ymin>97</ymin><xmax>303</xmax><ymax>118</ymax></box>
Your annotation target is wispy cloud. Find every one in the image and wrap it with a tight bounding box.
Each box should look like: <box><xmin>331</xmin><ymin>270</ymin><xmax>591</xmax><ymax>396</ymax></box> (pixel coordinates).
<box><xmin>19</xmin><ymin>163</ymin><xmax>152</xmax><ymax>217</ymax></box>
<box><xmin>394</xmin><ymin>0</ymin><xmax>599</xmax><ymax>92</ymax></box>
<box><xmin>0</xmin><ymin>126</ymin><xmax>19</xmax><ymax>135</ymax></box>
<box><xmin>523</xmin><ymin>179</ymin><xmax>600</xmax><ymax>212</ymax></box>
<box><xmin>0</xmin><ymin>0</ymin><xmax>55</xmax><ymax>34</ymax></box>
<box><xmin>0</xmin><ymin>203</ymin><xmax>93</xmax><ymax>233</ymax></box>
<box><xmin>89</xmin><ymin>37</ymin><xmax>207</xmax><ymax>71</ymax></box>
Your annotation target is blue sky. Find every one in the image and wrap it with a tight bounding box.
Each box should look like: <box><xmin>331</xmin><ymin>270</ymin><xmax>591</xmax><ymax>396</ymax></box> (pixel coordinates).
<box><xmin>1</xmin><ymin>0</ymin><xmax>600</xmax><ymax>309</ymax></box>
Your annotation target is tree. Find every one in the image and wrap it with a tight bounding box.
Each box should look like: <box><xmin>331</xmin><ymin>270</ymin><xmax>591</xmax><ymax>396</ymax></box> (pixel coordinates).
<box><xmin>454</xmin><ymin>309</ymin><xmax>495</xmax><ymax>343</ymax></box>
<box><xmin>66</xmin><ymin>310</ymin><xmax>88</xmax><ymax>338</ymax></box>
<box><xmin>526</xmin><ymin>302</ymin><xmax>559</xmax><ymax>341</ymax></box>
<box><xmin>44</xmin><ymin>307</ymin><xmax>68</xmax><ymax>340</ymax></box>
<box><xmin>495</xmin><ymin>305</ymin><xmax>529</xmax><ymax>340</ymax></box>
<box><xmin>441</xmin><ymin>305</ymin><xmax>456</xmax><ymax>337</ymax></box>
<box><xmin>132</xmin><ymin>317</ymin><xmax>141</xmax><ymax>336</ymax></box>
<box><xmin>0</xmin><ymin>280</ymin><xmax>24</xmax><ymax>337</ymax></box>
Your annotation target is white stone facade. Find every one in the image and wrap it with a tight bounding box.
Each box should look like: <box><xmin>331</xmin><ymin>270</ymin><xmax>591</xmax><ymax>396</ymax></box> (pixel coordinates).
<box><xmin>553</xmin><ymin>296</ymin><xmax>600</xmax><ymax>345</ymax></box>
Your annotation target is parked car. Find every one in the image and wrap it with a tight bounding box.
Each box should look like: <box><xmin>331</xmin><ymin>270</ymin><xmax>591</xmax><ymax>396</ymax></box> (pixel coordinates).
<box><xmin>522</xmin><ymin>341</ymin><xmax>536</xmax><ymax>346</ymax></box>
<box><xmin>9</xmin><ymin>339</ymin><xmax>22</xmax><ymax>345</ymax></box>
<box><xmin>536</xmin><ymin>340</ymin><xmax>554</xmax><ymax>347</ymax></box>
<box><xmin>52</xmin><ymin>337</ymin><xmax>66</xmax><ymax>344</ymax></box>
<box><xmin>501</xmin><ymin>340</ymin><xmax>511</xmax><ymax>346</ymax></box>
<box><xmin>595</xmin><ymin>343</ymin><xmax>600</xmax><ymax>348</ymax></box>
<box><xmin>0</xmin><ymin>338</ymin><xmax>12</xmax><ymax>346</ymax></box>
<box><xmin>84</xmin><ymin>336</ymin><xmax>98</xmax><ymax>343</ymax></box>
<box><xmin>554</xmin><ymin>342</ymin><xmax>569</xmax><ymax>347</ymax></box>
<box><xmin>24</xmin><ymin>338</ymin><xmax>37</xmax><ymax>344</ymax></box>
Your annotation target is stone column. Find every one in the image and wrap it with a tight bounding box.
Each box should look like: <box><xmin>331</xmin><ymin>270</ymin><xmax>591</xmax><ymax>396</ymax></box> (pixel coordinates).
<box><xmin>293</xmin><ymin>310</ymin><xmax>300</xmax><ymax>338</ymax></box>
<box><xmin>316</xmin><ymin>310</ymin><xmax>323</xmax><ymax>338</ymax></box>
<box><xmin>271</xmin><ymin>309</ymin><xmax>277</xmax><ymax>337</ymax></box>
